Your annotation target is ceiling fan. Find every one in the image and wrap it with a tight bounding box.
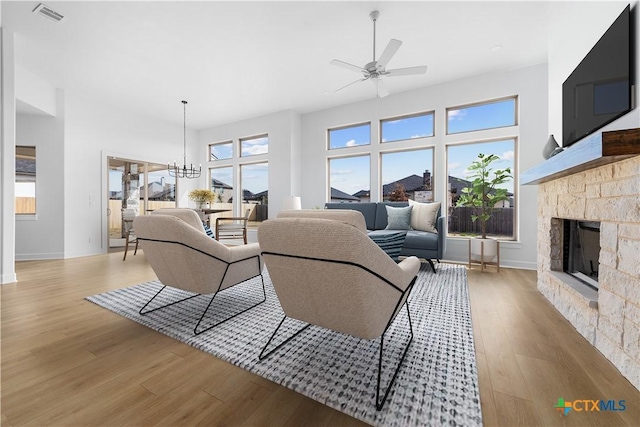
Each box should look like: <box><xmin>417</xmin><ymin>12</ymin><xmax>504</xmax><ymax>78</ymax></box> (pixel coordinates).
<box><xmin>330</xmin><ymin>10</ymin><xmax>428</xmax><ymax>98</ymax></box>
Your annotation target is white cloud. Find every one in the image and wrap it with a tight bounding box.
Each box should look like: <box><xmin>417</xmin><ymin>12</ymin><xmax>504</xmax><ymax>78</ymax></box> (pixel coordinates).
<box><xmin>448</xmin><ymin>162</ymin><xmax>462</xmax><ymax>171</ymax></box>
<box><xmin>500</xmin><ymin>150</ymin><xmax>515</xmax><ymax>161</ymax></box>
<box><xmin>242</xmin><ymin>144</ymin><xmax>269</xmax><ymax>156</ymax></box>
<box><xmin>345</xmin><ymin>139</ymin><xmax>358</xmax><ymax>147</ymax></box>
<box><xmin>447</xmin><ymin>110</ymin><xmax>467</xmax><ymax>120</ymax></box>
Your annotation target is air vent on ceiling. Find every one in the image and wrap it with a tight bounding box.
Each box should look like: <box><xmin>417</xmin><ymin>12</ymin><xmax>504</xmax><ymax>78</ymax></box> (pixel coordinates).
<box><xmin>32</xmin><ymin>3</ymin><xmax>64</xmax><ymax>22</ymax></box>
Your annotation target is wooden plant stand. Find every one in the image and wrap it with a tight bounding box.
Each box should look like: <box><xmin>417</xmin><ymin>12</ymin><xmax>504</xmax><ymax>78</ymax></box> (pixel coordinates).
<box><xmin>468</xmin><ymin>239</ymin><xmax>500</xmax><ymax>272</ymax></box>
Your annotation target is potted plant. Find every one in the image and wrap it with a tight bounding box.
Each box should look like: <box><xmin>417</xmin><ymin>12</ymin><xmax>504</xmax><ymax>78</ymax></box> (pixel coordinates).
<box><xmin>189</xmin><ymin>189</ymin><xmax>216</xmax><ymax>210</ymax></box>
<box><xmin>455</xmin><ymin>153</ymin><xmax>512</xmax><ymax>262</ymax></box>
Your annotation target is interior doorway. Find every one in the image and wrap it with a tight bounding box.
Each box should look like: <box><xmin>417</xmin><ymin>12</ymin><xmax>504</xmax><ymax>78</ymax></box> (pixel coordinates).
<box><xmin>107</xmin><ymin>158</ymin><xmax>176</xmax><ymax>248</ymax></box>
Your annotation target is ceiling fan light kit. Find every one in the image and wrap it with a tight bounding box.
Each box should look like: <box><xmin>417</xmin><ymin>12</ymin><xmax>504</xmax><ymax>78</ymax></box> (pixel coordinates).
<box><xmin>331</xmin><ymin>10</ymin><xmax>427</xmax><ymax>98</ymax></box>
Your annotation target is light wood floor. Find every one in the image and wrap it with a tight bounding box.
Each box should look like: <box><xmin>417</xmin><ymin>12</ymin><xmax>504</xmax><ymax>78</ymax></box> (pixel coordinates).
<box><xmin>2</xmin><ymin>253</ymin><xmax>639</xmax><ymax>426</ymax></box>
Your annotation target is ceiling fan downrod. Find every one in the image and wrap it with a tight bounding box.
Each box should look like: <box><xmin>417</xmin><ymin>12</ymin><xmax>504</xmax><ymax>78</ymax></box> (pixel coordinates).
<box><xmin>370</xmin><ymin>11</ymin><xmax>380</xmax><ymax>63</ymax></box>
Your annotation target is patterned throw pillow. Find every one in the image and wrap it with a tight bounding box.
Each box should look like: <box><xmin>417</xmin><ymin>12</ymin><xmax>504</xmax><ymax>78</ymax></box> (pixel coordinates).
<box><xmin>385</xmin><ymin>205</ymin><xmax>413</xmax><ymax>230</ymax></box>
<box><xmin>203</xmin><ymin>224</ymin><xmax>215</xmax><ymax>238</ymax></box>
<box><xmin>408</xmin><ymin>200</ymin><xmax>440</xmax><ymax>233</ymax></box>
<box><xmin>369</xmin><ymin>231</ymin><xmax>407</xmax><ymax>262</ymax></box>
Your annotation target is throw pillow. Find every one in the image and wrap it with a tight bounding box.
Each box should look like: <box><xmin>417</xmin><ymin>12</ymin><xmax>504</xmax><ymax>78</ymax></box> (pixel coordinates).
<box><xmin>203</xmin><ymin>224</ymin><xmax>216</xmax><ymax>238</ymax></box>
<box><xmin>408</xmin><ymin>199</ymin><xmax>440</xmax><ymax>233</ymax></box>
<box><xmin>385</xmin><ymin>205</ymin><xmax>413</xmax><ymax>230</ymax></box>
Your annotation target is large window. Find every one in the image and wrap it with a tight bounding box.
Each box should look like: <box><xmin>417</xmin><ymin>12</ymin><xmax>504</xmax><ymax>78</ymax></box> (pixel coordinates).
<box><xmin>210</xmin><ymin>166</ymin><xmax>234</xmax><ymax>204</ymax></box>
<box><xmin>381</xmin><ymin>112</ymin><xmax>434</xmax><ymax>143</ymax></box>
<box><xmin>241</xmin><ymin>162</ymin><xmax>268</xmax><ymax>222</ymax></box>
<box><xmin>381</xmin><ymin>149</ymin><xmax>434</xmax><ymax>202</ymax></box>
<box><xmin>328</xmin><ymin>155</ymin><xmax>370</xmax><ymax>203</ymax></box>
<box><xmin>328</xmin><ymin>123</ymin><xmax>371</xmax><ymax>150</ymax></box>
<box><xmin>447</xmin><ymin>97</ymin><xmax>517</xmax><ymax>134</ymax></box>
<box><xmin>15</xmin><ymin>146</ymin><xmax>36</xmax><ymax>215</ymax></box>
<box><xmin>447</xmin><ymin>139</ymin><xmax>516</xmax><ymax>239</ymax></box>
<box><xmin>240</xmin><ymin>134</ymin><xmax>269</xmax><ymax>157</ymax></box>
<box><xmin>209</xmin><ymin>141</ymin><xmax>233</xmax><ymax>161</ymax></box>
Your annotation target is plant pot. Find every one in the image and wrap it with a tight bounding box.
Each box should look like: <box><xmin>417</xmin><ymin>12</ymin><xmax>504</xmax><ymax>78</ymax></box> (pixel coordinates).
<box><xmin>470</xmin><ymin>238</ymin><xmax>498</xmax><ymax>263</ymax></box>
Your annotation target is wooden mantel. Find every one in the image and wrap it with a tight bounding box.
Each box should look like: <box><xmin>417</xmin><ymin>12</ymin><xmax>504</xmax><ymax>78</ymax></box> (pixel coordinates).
<box><xmin>521</xmin><ymin>128</ymin><xmax>640</xmax><ymax>185</ymax></box>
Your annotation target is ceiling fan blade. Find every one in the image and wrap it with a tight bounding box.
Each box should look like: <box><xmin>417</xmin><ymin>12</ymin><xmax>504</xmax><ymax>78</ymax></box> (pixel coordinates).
<box><xmin>384</xmin><ymin>65</ymin><xmax>428</xmax><ymax>77</ymax></box>
<box><xmin>336</xmin><ymin>77</ymin><xmax>368</xmax><ymax>93</ymax></box>
<box><xmin>330</xmin><ymin>59</ymin><xmax>366</xmax><ymax>74</ymax></box>
<box><xmin>374</xmin><ymin>78</ymin><xmax>389</xmax><ymax>98</ymax></box>
<box><xmin>377</xmin><ymin>39</ymin><xmax>402</xmax><ymax>68</ymax></box>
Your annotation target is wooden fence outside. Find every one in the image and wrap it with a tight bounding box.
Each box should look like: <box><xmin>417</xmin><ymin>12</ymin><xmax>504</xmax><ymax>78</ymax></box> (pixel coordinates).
<box><xmin>15</xmin><ymin>197</ymin><xmax>36</xmax><ymax>214</ymax></box>
<box><xmin>448</xmin><ymin>207</ymin><xmax>514</xmax><ymax>237</ymax></box>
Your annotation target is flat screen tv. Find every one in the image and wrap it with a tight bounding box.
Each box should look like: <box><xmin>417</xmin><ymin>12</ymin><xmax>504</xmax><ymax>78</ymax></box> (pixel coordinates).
<box><xmin>562</xmin><ymin>5</ymin><xmax>633</xmax><ymax>148</ymax></box>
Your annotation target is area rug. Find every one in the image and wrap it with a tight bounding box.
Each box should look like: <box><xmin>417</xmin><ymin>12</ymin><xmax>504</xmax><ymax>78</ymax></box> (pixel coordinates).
<box><xmin>86</xmin><ymin>263</ymin><xmax>482</xmax><ymax>427</ymax></box>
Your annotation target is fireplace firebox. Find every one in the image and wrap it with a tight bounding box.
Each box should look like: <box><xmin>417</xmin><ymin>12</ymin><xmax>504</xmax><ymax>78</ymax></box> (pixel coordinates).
<box><xmin>562</xmin><ymin>219</ymin><xmax>600</xmax><ymax>289</ymax></box>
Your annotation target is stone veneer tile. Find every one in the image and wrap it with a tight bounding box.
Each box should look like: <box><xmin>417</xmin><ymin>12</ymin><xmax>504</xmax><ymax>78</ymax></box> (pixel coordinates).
<box><xmin>599</xmin><ymin>248</ymin><xmax>616</xmax><ymax>269</ymax></box>
<box><xmin>592</xmin><ymin>164</ymin><xmax>615</xmax><ymax>182</ymax></box>
<box><xmin>568</xmin><ymin>174</ymin><xmax>586</xmax><ymax>193</ymax></box>
<box><xmin>558</xmin><ymin>194</ymin><xmax>586</xmax><ymax>219</ymax></box>
<box><xmin>586</xmin><ymin>183</ymin><xmax>601</xmax><ymax>198</ymax></box>
<box><xmin>598</xmin><ymin>315</ymin><xmax>623</xmax><ymax>346</ymax></box>
<box><xmin>600</xmin><ymin>222</ymin><xmax>618</xmax><ymax>251</ymax></box>
<box><xmin>619</xmin><ymin>223</ymin><xmax>640</xmax><ymax>239</ymax></box>
<box><xmin>627</xmin><ymin>303</ymin><xmax>640</xmax><ymax>326</ymax></box>
<box><xmin>598</xmin><ymin>289</ymin><xmax>626</xmax><ymax>329</ymax></box>
<box><xmin>619</xmin><ymin>238</ymin><xmax>640</xmax><ymax>277</ymax></box>
<box><xmin>601</xmin><ymin>177</ymin><xmax>640</xmax><ymax>197</ymax></box>
<box><xmin>614</xmin><ymin>156</ymin><xmax>640</xmax><ymax>178</ymax></box>
<box><xmin>624</xmin><ymin>318</ymin><xmax>640</xmax><ymax>361</ymax></box>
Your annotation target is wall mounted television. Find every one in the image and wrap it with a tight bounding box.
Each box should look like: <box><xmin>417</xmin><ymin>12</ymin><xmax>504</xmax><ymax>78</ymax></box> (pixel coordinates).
<box><xmin>562</xmin><ymin>5</ymin><xmax>634</xmax><ymax>148</ymax></box>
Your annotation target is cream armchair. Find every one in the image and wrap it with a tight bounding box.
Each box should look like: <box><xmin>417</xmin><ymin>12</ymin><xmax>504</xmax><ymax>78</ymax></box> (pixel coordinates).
<box><xmin>257</xmin><ymin>210</ymin><xmax>420</xmax><ymax>410</ymax></box>
<box><xmin>134</xmin><ymin>209</ymin><xmax>264</xmax><ymax>335</ymax></box>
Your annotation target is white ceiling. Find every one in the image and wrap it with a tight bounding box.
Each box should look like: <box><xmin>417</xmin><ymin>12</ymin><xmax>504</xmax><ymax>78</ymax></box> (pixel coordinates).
<box><xmin>3</xmin><ymin>1</ymin><xmax>552</xmax><ymax>130</ymax></box>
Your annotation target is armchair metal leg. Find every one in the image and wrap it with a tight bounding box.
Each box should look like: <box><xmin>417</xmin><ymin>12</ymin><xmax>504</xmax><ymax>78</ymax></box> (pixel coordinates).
<box><xmin>258</xmin><ymin>315</ymin><xmax>312</xmax><ymax>360</ymax></box>
<box><xmin>139</xmin><ymin>274</ymin><xmax>267</xmax><ymax>336</ymax></box>
<box><xmin>426</xmin><ymin>259</ymin><xmax>436</xmax><ymax>273</ymax></box>
<box><xmin>258</xmin><ymin>300</ymin><xmax>413</xmax><ymax>412</ymax></box>
<box><xmin>139</xmin><ymin>285</ymin><xmax>201</xmax><ymax>315</ymax></box>
<box><xmin>194</xmin><ymin>274</ymin><xmax>267</xmax><ymax>335</ymax></box>
<box><xmin>376</xmin><ymin>300</ymin><xmax>413</xmax><ymax>411</ymax></box>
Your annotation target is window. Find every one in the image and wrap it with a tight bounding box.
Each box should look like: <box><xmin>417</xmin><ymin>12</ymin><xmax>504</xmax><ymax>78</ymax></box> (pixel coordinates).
<box><xmin>240</xmin><ymin>134</ymin><xmax>268</xmax><ymax>157</ymax></box>
<box><xmin>15</xmin><ymin>146</ymin><xmax>36</xmax><ymax>214</ymax></box>
<box><xmin>447</xmin><ymin>139</ymin><xmax>516</xmax><ymax>239</ymax></box>
<box><xmin>241</xmin><ymin>162</ymin><xmax>268</xmax><ymax>223</ymax></box>
<box><xmin>328</xmin><ymin>155</ymin><xmax>370</xmax><ymax>202</ymax></box>
<box><xmin>447</xmin><ymin>97</ymin><xmax>517</xmax><ymax>134</ymax></box>
<box><xmin>209</xmin><ymin>141</ymin><xmax>233</xmax><ymax>161</ymax></box>
<box><xmin>381</xmin><ymin>112</ymin><xmax>434</xmax><ymax>143</ymax></box>
<box><xmin>381</xmin><ymin>149</ymin><xmax>434</xmax><ymax>202</ymax></box>
<box><xmin>328</xmin><ymin>123</ymin><xmax>371</xmax><ymax>150</ymax></box>
<box><xmin>210</xmin><ymin>166</ymin><xmax>234</xmax><ymax>204</ymax></box>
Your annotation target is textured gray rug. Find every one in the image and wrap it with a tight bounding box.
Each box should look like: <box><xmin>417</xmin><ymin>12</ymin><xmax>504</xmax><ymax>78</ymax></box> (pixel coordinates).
<box><xmin>86</xmin><ymin>263</ymin><xmax>482</xmax><ymax>427</ymax></box>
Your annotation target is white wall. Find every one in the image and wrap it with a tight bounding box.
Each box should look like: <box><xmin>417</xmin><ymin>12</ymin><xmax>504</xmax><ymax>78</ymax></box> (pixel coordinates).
<box><xmin>15</xmin><ymin>91</ymin><xmax>65</xmax><ymax>260</ymax></box>
<box><xmin>548</xmin><ymin>1</ymin><xmax>639</xmax><ymax>137</ymax></box>
<box><xmin>197</xmin><ymin>110</ymin><xmax>302</xmax><ymax>219</ymax></box>
<box><xmin>1</xmin><ymin>28</ymin><xmax>17</xmax><ymax>283</ymax></box>
<box><xmin>300</xmin><ymin>64</ymin><xmax>548</xmax><ymax>269</ymax></box>
<box><xmin>62</xmin><ymin>92</ymin><xmax>197</xmax><ymax>258</ymax></box>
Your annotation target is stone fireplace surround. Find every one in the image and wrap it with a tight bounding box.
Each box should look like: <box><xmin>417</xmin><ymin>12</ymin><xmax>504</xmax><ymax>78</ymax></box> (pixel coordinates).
<box><xmin>536</xmin><ymin>153</ymin><xmax>640</xmax><ymax>391</ymax></box>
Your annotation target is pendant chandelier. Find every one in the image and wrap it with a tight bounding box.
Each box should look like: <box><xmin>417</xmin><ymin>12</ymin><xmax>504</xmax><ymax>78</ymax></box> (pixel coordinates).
<box><xmin>168</xmin><ymin>100</ymin><xmax>201</xmax><ymax>179</ymax></box>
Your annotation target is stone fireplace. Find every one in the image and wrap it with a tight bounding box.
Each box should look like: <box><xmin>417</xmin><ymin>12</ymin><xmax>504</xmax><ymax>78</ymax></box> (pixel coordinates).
<box><xmin>524</xmin><ymin>129</ymin><xmax>640</xmax><ymax>391</ymax></box>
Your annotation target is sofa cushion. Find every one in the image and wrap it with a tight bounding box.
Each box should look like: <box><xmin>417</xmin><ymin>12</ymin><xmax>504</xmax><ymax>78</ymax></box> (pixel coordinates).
<box><xmin>403</xmin><ymin>230</ymin><xmax>439</xmax><ymax>251</ymax></box>
<box><xmin>408</xmin><ymin>200</ymin><xmax>441</xmax><ymax>233</ymax></box>
<box><xmin>374</xmin><ymin>202</ymin><xmax>409</xmax><ymax>230</ymax></box>
<box><xmin>325</xmin><ymin>203</ymin><xmax>377</xmax><ymax>230</ymax></box>
<box><xmin>384</xmin><ymin>205</ymin><xmax>413</xmax><ymax>230</ymax></box>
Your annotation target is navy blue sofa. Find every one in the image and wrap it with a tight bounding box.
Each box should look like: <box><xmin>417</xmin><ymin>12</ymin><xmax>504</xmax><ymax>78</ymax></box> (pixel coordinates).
<box><xmin>325</xmin><ymin>202</ymin><xmax>446</xmax><ymax>272</ymax></box>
